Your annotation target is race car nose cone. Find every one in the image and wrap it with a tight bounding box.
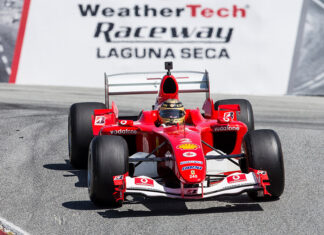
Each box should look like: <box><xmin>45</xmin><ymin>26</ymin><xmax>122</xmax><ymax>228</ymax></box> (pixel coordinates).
<box><xmin>179</xmin><ymin>163</ymin><xmax>206</xmax><ymax>183</ymax></box>
<box><xmin>177</xmin><ymin>150</ymin><xmax>206</xmax><ymax>184</ymax></box>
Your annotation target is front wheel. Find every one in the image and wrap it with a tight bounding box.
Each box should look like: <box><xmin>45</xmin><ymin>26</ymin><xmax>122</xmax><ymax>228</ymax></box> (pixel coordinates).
<box><xmin>243</xmin><ymin>129</ymin><xmax>285</xmax><ymax>200</ymax></box>
<box><xmin>88</xmin><ymin>135</ymin><xmax>129</xmax><ymax>207</ymax></box>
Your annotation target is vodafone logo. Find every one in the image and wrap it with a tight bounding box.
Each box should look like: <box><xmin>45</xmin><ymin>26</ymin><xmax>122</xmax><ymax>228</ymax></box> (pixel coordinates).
<box><xmin>227</xmin><ymin>174</ymin><xmax>247</xmax><ymax>184</ymax></box>
<box><xmin>182</xmin><ymin>152</ymin><xmax>197</xmax><ymax>157</ymax></box>
<box><xmin>141</xmin><ymin>178</ymin><xmax>148</xmax><ymax>183</ymax></box>
<box><xmin>232</xmin><ymin>175</ymin><xmax>240</xmax><ymax>180</ymax></box>
<box><xmin>110</xmin><ymin>129</ymin><xmax>137</xmax><ymax>135</ymax></box>
<box><xmin>214</xmin><ymin>125</ymin><xmax>239</xmax><ymax>132</ymax></box>
<box><xmin>120</xmin><ymin>120</ymin><xmax>127</xmax><ymax>125</ymax></box>
<box><xmin>134</xmin><ymin>177</ymin><xmax>154</xmax><ymax>187</ymax></box>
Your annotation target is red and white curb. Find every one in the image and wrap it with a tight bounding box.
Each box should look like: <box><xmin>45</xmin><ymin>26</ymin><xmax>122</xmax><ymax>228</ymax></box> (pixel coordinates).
<box><xmin>0</xmin><ymin>216</ymin><xmax>29</xmax><ymax>235</ymax></box>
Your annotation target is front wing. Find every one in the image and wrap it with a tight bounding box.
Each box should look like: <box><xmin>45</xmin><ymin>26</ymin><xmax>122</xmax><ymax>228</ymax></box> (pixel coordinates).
<box><xmin>114</xmin><ymin>172</ymin><xmax>269</xmax><ymax>200</ymax></box>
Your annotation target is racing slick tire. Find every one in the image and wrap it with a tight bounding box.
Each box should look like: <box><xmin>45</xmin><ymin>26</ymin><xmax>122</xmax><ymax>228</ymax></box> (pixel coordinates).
<box><xmin>214</xmin><ymin>99</ymin><xmax>254</xmax><ymax>131</ymax></box>
<box><xmin>68</xmin><ymin>102</ymin><xmax>106</xmax><ymax>169</ymax></box>
<box><xmin>88</xmin><ymin>135</ymin><xmax>129</xmax><ymax>207</ymax></box>
<box><xmin>243</xmin><ymin>129</ymin><xmax>285</xmax><ymax>200</ymax></box>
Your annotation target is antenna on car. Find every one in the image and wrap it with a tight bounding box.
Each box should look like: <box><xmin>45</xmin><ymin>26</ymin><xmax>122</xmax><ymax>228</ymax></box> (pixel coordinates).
<box><xmin>165</xmin><ymin>61</ymin><xmax>173</xmax><ymax>75</ymax></box>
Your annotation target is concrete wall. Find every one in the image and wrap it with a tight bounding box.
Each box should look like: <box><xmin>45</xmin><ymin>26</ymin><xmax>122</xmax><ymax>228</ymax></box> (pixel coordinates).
<box><xmin>288</xmin><ymin>0</ymin><xmax>324</xmax><ymax>95</ymax></box>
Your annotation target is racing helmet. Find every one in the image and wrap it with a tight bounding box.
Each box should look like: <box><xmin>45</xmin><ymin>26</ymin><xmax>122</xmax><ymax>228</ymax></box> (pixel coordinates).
<box><xmin>159</xmin><ymin>99</ymin><xmax>185</xmax><ymax>125</ymax></box>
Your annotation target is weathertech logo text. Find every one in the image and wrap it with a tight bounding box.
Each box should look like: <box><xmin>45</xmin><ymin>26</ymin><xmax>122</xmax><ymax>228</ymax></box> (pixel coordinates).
<box><xmin>79</xmin><ymin>4</ymin><xmax>247</xmax><ymax>18</ymax></box>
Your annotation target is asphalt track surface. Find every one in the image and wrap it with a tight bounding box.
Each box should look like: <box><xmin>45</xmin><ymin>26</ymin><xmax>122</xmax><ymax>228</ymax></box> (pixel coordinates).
<box><xmin>0</xmin><ymin>84</ymin><xmax>323</xmax><ymax>235</ymax></box>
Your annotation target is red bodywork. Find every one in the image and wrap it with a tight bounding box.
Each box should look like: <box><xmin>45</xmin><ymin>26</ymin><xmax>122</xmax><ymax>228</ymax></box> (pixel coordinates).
<box><xmin>91</xmin><ymin>73</ymin><xmax>269</xmax><ymax>200</ymax></box>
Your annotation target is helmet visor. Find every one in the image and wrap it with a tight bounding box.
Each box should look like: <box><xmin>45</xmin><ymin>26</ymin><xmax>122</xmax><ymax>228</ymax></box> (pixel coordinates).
<box><xmin>159</xmin><ymin>109</ymin><xmax>185</xmax><ymax>119</ymax></box>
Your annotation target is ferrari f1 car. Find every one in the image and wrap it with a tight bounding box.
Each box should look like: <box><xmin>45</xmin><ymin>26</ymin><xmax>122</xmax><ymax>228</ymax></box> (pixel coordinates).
<box><xmin>68</xmin><ymin>62</ymin><xmax>284</xmax><ymax>207</ymax></box>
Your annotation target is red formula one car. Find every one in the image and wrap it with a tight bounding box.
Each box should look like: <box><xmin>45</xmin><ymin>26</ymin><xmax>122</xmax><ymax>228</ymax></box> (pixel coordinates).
<box><xmin>68</xmin><ymin>62</ymin><xmax>284</xmax><ymax>207</ymax></box>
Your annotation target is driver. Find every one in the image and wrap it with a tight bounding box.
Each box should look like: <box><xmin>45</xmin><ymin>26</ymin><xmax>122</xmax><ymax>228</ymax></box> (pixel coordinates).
<box><xmin>158</xmin><ymin>99</ymin><xmax>185</xmax><ymax>126</ymax></box>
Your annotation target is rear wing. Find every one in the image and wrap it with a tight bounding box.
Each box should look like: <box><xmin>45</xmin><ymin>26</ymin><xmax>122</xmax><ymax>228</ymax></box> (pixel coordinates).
<box><xmin>104</xmin><ymin>71</ymin><xmax>210</xmax><ymax>108</ymax></box>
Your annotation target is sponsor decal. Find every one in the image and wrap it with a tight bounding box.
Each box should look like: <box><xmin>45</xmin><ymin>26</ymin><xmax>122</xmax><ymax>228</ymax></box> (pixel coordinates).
<box><xmin>223</xmin><ymin>112</ymin><xmax>234</xmax><ymax>122</ymax></box>
<box><xmin>119</xmin><ymin>120</ymin><xmax>134</xmax><ymax>126</ymax></box>
<box><xmin>94</xmin><ymin>23</ymin><xmax>233</xmax><ymax>44</ymax></box>
<box><xmin>79</xmin><ymin>4</ymin><xmax>247</xmax><ymax>19</ymax></box>
<box><xmin>110</xmin><ymin>129</ymin><xmax>137</xmax><ymax>135</ymax></box>
<box><xmin>113</xmin><ymin>175</ymin><xmax>124</xmax><ymax>186</ymax></box>
<box><xmin>78</xmin><ymin>3</ymin><xmax>243</xmax><ymax>60</ymax></box>
<box><xmin>162</xmin><ymin>101</ymin><xmax>183</xmax><ymax>108</ymax></box>
<box><xmin>180</xmin><ymin>160</ymin><xmax>203</xmax><ymax>165</ymax></box>
<box><xmin>185</xmin><ymin>189</ymin><xmax>198</xmax><ymax>194</ymax></box>
<box><xmin>119</xmin><ymin>120</ymin><xmax>127</xmax><ymax>125</ymax></box>
<box><xmin>134</xmin><ymin>177</ymin><xmax>154</xmax><ymax>187</ymax></box>
<box><xmin>179</xmin><ymin>138</ymin><xmax>192</xmax><ymax>143</ymax></box>
<box><xmin>97</xmin><ymin>47</ymin><xmax>229</xmax><ymax>60</ymax></box>
<box><xmin>214</xmin><ymin>125</ymin><xmax>239</xmax><ymax>132</ymax></box>
<box><xmin>191</xmin><ymin>170</ymin><xmax>195</xmax><ymax>175</ymax></box>
<box><xmin>177</xmin><ymin>143</ymin><xmax>200</xmax><ymax>150</ymax></box>
<box><xmin>182</xmin><ymin>152</ymin><xmax>197</xmax><ymax>158</ymax></box>
<box><xmin>94</xmin><ymin>116</ymin><xmax>105</xmax><ymax>125</ymax></box>
<box><xmin>182</xmin><ymin>166</ymin><xmax>202</xmax><ymax>171</ymax></box>
<box><xmin>165</xmin><ymin>151</ymin><xmax>172</xmax><ymax>158</ymax></box>
<box><xmin>113</xmin><ymin>175</ymin><xmax>124</xmax><ymax>180</ymax></box>
<box><xmin>227</xmin><ymin>174</ymin><xmax>247</xmax><ymax>184</ymax></box>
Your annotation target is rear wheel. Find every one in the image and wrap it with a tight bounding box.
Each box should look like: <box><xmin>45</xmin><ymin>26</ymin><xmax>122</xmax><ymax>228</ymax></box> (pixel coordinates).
<box><xmin>243</xmin><ymin>129</ymin><xmax>285</xmax><ymax>200</ymax></box>
<box><xmin>214</xmin><ymin>99</ymin><xmax>254</xmax><ymax>131</ymax></box>
<box><xmin>68</xmin><ymin>102</ymin><xmax>105</xmax><ymax>168</ymax></box>
<box><xmin>88</xmin><ymin>135</ymin><xmax>129</xmax><ymax>207</ymax></box>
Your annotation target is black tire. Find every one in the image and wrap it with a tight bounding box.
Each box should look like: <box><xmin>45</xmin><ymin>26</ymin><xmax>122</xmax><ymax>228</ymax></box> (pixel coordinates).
<box><xmin>214</xmin><ymin>99</ymin><xmax>254</xmax><ymax>131</ymax></box>
<box><xmin>68</xmin><ymin>102</ymin><xmax>105</xmax><ymax>169</ymax></box>
<box><xmin>88</xmin><ymin>135</ymin><xmax>129</xmax><ymax>207</ymax></box>
<box><xmin>243</xmin><ymin>129</ymin><xmax>285</xmax><ymax>199</ymax></box>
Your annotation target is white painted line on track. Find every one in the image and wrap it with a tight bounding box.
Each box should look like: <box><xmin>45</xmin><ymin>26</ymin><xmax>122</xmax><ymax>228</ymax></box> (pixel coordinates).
<box><xmin>0</xmin><ymin>216</ymin><xmax>30</xmax><ymax>235</ymax></box>
<box><xmin>0</xmin><ymin>44</ymin><xmax>4</xmax><ymax>52</ymax></box>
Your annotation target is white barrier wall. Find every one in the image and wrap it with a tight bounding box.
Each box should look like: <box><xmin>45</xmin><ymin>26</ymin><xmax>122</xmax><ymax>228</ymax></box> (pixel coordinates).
<box><xmin>14</xmin><ymin>0</ymin><xmax>303</xmax><ymax>95</ymax></box>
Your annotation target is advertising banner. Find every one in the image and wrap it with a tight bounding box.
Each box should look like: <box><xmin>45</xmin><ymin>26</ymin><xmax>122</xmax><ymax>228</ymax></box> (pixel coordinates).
<box><xmin>12</xmin><ymin>0</ymin><xmax>303</xmax><ymax>95</ymax></box>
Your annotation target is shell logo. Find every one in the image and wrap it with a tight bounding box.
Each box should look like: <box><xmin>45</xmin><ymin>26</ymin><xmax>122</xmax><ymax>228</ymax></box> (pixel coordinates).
<box><xmin>177</xmin><ymin>143</ymin><xmax>200</xmax><ymax>150</ymax></box>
